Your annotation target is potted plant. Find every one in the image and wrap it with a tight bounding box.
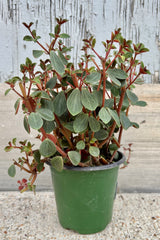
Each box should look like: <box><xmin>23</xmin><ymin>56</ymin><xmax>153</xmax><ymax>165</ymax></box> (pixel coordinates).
<box><xmin>5</xmin><ymin>18</ymin><xmax>150</xmax><ymax>234</ymax></box>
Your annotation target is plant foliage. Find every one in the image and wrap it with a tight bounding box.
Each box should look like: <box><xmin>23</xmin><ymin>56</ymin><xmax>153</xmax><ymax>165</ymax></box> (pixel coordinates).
<box><xmin>5</xmin><ymin>18</ymin><xmax>150</xmax><ymax>192</ymax></box>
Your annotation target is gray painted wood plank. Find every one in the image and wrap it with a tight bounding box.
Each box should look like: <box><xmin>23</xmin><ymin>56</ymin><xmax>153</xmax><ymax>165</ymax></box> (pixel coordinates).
<box><xmin>1</xmin><ymin>0</ymin><xmax>160</xmax><ymax>83</ymax></box>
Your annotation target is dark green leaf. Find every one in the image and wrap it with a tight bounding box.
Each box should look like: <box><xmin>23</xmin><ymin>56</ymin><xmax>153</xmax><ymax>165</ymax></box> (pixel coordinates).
<box><xmin>94</xmin><ymin>129</ymin><xmax>108</xmax><ymax>140</ymax></box>
<box><xmin>107</xmin><ymin>69</ymin><xmax>121</xmax><ymax>87</ymax></box>
<box><xmin>107</xmin><ymin>108</ymin><xmax>120</xmax><ymax>127</ymax></box>
<box><xmin>120</xmin><ymin>112</ymin><xmax>131</xmax><ymax>130</ymax></box>
<box><xmin>37</xmin><ymin>162</ymin><xmax>44</xmax><ymax>172</ymax></box>
<box><xmin>111</xmin><ymin>86</ymin><xmax>119</xmax><ymax>96</ymax></box>
<box><xmin>46</xmin><ymin>77</ymin><xmax>57</xmax><ymax>89</ymax></box>
<box><xmin>106</xmin><ymin>80</ymin><xmax>112</xmax><ymax>89</ymax></box>
<box><xmin>60</xmin><ymin>33</ymin><xmax>70</xmax><ymax>38</ymax></box>
<box><xmin>14</xmin><ymin>98</ymin><xmax>20</xmax><ymax>114</ymax></box>
<box><xmin>33</xmin><ymin>50</ymin><xmax>43</xmax><ymax>58</ymax></box>
<box><xmin>67</xmin><ymin>88</ymin><xmax>83</xmax><ymax>116</ymax></box>
<box><xmin>42</xmin><ymin>120</ymin><xmax>55</xmax><ymax>133</ymax></box>
<box><xmin>36</xmin><ymin>108</ymin><xmax>54</xmax><ymax>121</ymax></box>
<box><xmin>40</xmin><ymin>138</ymin><xmax>56</xmax><ymax>157</ymax></box>
<box><xmin>92</xmin><ymin>38</ymin><xmax>96</xmax><ymax>48</ymax></box>
<box><xmin>40</xmin><ymin>99</ymin><xmax>54</xmax><ymax>111</ymax></box>
<box><xmin>23</xmin><ymin>35</ymin><xmax>34</xmax><ymax>41</ymax></box>
<box><xmin>89</xmin><ymin>146</ymin><xmax>100</xmax><ymax>157</ymax></box>
<box><xmin>50</xmin><ymin>51</ymin><xmax>65</xmax><ymax>75</ymax></box>
<box><xmin>109</xmin><ymin>144</ymin><xmax>119</xmax><ymax>151</ymax></box>
<box><xmin>51</xmin><ymin>156</ymin><xmax>64</xmax><ymax>172</ymax></box>
<box><xmin>63</xmin><ymin>122</ymin><xmax>74</xmax><ymax>132</ymax></box>
<box><xmin>41</xmin><ymin>91</ymin><xmax>51</xmax><ymax>100</ymax></box>
<box><xmin>85</xmin><ymin>72</ymin><xmax>101</xmax><ymax>85</ymax></box>
<box><xmin>104</xmin><ymin>99</ymin><xmax>114</xmax><ymax>108</ymax></box>
<box><xmin>99</xmin><ymin>107</ymin><xmax>111</xmax><ymax>124</ymax></box>
<box><xmin>88</xmin><ymin>116</ymin><xmax>101</xmax><ymax>132</ymax></box>
<box><xmin>92</xmin><ymin>90</ymin><xmax>103</xmax><ymax>106</ymax></box>
<box><xmin>12</xmin><ymin>138</ymin><xmax>17</xmax><ymax>145</ymax></box>
<box><xmin>68</xmin><ymin>151</ymin><xmax>81</xmax><ymax>166</ymax></box>
<box><xmin>58</xmin><ymin>50</ymin><xmax>68</xmax><ymax>65</ymax></box>
<box><xmin>49</xmin><ymin>33</ymin><xmax>55</xmax><ymax>38</ymax></box>
<box><xmin>73</xmin><ymin>113</ymin><xmax>88</xmax><ymax>133</ymax></box>
<box><xmin>109</xmin><ymin>68</ymin><xmax>128</xmax><ymax>79</ymax></box>
<box><xmin>4</xmin><ymin>146</ymin><xmax>14</xmax><ymax>152</ymax></box>
<box><xmin>134</xmin><ymin>78</ymin><xmax>144</xmax><ymax>85</ymax></box>
<box><xmin>24</xmin><ymin>116</ymin><xmax>30</xmax><ymax>134</ymax></box>
<box><xmin>34</xmin><ymin>150</ymin><xmax>41</xmax><ymax>163</ymax></box>
<box><xmin>28</xmin><ymin>112</ymin><xmax>43</xmax><ymax>130</ymax></box>
<box><xmin>81</xmin><ymin>88</ymin><xmax>98</xmax><ymax>111</ymax></box>
<box><xmin>5</xmin><ymin>88</ymin><xmax>11</xmax><ymax>96</ymax></box>
<box><xmin>53</xmin><ymin>91</ymin><xmax>67</xmax><ymax>116</ymax></box>
<box><xmin>76</xmin><ymin>140</ymin><xmax>85</xmax><ymax>150</ymax></box>
<box><xmin>8</xmin><ymin>164</ymin><xmax>16</xmax><ymax>177</ymax></box>
<box><xmin>126</xmin><ymin>89</ymin><xmax>138</xmax><ymax>104</ymax></box>
<box><xmin>133</xmin><ymin>100</ymin><xmax>147</xmax><ymax>107</ymax></box>
<box><xmin>32</xmin><ymin>77</ymin><xmax>41</xmax><ymax>84</ymax></box>
<box><xmin>131</xmin><ymin>122</ymin><xmax>139</xmax><ymax>128</ymax></box>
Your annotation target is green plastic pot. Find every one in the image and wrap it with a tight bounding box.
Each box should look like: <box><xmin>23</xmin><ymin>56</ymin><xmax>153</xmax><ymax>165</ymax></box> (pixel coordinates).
<box><xmin>49</xmin><ymin>151</ymin><xmax>125</xmax><ymax>234</ymax></box>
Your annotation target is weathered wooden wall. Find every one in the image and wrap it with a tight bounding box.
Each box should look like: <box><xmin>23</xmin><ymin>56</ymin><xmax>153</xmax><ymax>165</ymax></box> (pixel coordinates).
<box><xmin>0</xmin><ymin>0</ymin><xmax>160</xmax><ymax>83</ymax></box>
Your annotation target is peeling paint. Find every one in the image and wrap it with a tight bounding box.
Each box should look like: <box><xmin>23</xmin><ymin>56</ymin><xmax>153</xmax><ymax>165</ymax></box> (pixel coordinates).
<box><xmin>0</xmin><ymin>0</ymin><xmax>160</xmax><ymax>83</ymax></box>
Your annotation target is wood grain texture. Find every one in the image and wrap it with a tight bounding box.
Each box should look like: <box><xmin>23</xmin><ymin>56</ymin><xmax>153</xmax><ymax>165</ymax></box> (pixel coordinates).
<box><xmin>0</xmin><ymin>0</ymin><xmax>160</xmax><ymax>83</ymax></box>
<box><xmin>0</xmin><ymin>83</ymin><xmax>160</xmax><ymax>192</ymax></box>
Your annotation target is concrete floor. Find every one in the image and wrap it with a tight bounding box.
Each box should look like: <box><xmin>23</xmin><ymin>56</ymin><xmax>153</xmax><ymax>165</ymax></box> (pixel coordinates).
<box><xmin>0</xmin><ymin>192</ymin><xmax>160</xmax><ymax>240</ymax></box>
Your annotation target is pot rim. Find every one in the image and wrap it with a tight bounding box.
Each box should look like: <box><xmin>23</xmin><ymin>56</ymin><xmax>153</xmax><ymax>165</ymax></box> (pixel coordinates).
<box><xmin>47</xmin><ymin>151</ymin><xmax>126</xmax><ymax>172</ymax></box>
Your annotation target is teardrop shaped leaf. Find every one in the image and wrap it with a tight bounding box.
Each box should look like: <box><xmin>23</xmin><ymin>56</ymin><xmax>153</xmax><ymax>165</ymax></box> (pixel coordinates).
<box><xmin>67</xmin><ymin>88</ymin><xmax>83</xmax><ymax>116</ymax></box>
<box><xmin>23</xmin><ymin>35</ymin><xmax>34</xmax><ymax>41</ymax></box>
<box><xmin>120</xmin><ymin>112</ymin><xmax>131</xmax><ymax>130</ymax></box>
<box><xmin>85</xmin><ymin>72</ymin><xmax>101</xmax><ymax>85</ymax></box>
<box><xmin>40</xmin><ymin>138</ymin><xmax>56</xmax><ymax>157</ymax></box>
<box><xmin>5</xmin><ymin>88</ymin><xmax>11</xmax><ymax>96</ymax></box>
<box><xmin>107</xmin><ymin>69</ymin><xmax>121</xmax><ymax>87</ymax></box>
<box><xmin>37</xmin><ymin>108</ymin><xmax>54</xmax><ymax>121</ymax></box>
<box><xmin>107</xmin><ymin>108</ymin><xmax>120</xmax><ymax>127</ymax></box>
<box><xmin>46</xmin><ymin>77</ymin><xmax>57</xmax><ymax>89</ymax></box>
<box><xmin>33</xmin><ymin>50</ymin><xmax>43</xmax><ymax>58</ymax></box>
<box><xmin>53</xmin><ymin>91</ymin><xmax>67</xmax><ymax>116</ymax></box>
<box><xmin>81</xmin><ymin>88</ymin><xmax>98</xmax><ymax>111</ymax></box>
<box><xmin>63</xmin><ymin>121</ymin><xmax>74</xmax><ymax>132</ymax></box>
<box><xmin>14</xmin><ymin>98</ymin><xmax>20</xmax><ymax>114</ymax></box>
<box><xmin>73</xmin><ymin>113</ymin><xmax>88</xmax><ymax>133</ymax></box>
<box><xmin>37</xmin><ymin>162</ymin><xmax>44</xmax><ymax>172</ymax></box>
<box><xmin>88</xmin><ymin>116</ymin><xmax>101</xmax><ymax>132</ymax></box>
<box><xmin>68</xmin><ymin>151</ymin><xmax>81</xmax><ymax>166</ymax></box>
<box><xmin>60</xmin><ymin>33</ymin><xmax>70</xmax><ymax>38</ymax></box>
<box><xmin>76</xmin><ymin>140</ymin><xmax>85</xmax><ymax>150</ymax></box>
<box><xmin>51</xmin><ymin>156</ymin><xmax>63</xmax><ymax>172</ymax></box>
<box><xmin>94</xmin><ymin>129</ymin><xmax>109</xmax><ymax>140</ymax></box>
<box><xmin>42</xmin><ymin>120</ymin><xmax>55</xmax><ymax>133</ymax></box>
<box><xmin>28</xmin><ymin>112</ymin><xmax>43</xmax><ymax>130</ymax></box>
<box><xmin>24</xmin><ymin>116</ymin><xmax>30</xmax><ymax>134</ymax></box>
<box><xmin>89</xmin><ymin>146</ymin><xmax>100</xmax><ymax>157</ymax></box>
<box><xmin>92</xmin><ymin>90</ymin><xmax>103</xmax><ymax>106</ymax></box>
<box><xmin>131</xmin><ymin>122</ymin><xmax>139</xmax><ymax>128</ymax></box>
<box><xmin>8</xmin><ymin>164</ymin><xmax>16</xmax><ymax>177</ymax></box>
<box><xmin>33</xmin><ymin>150</ymin><xmax>41</xmax><ymax>163</ymax></box>
<box><xmin>133</xmin><ymin>100</ymin><xmax>147</xmax><ymax>107</ymax></box>
<box><xmin>126</xmin><ymin>89</ymin><xmax>138</xmax><ymax>104</ymax></box>
<box><xmin>40</xmin><ymin>99</ymin><xmax>54</xmax><ymax>111</ymax></box>
<box><xmin>50</xmin><ymin>51</ymin><xmax>65</xmax><ymax>75</ymax></box>
<box><xmin>58</xmin><ymin>50</ymin><xmax>68</xmax><ymax>65</ymax></box>
<box><xmin>99</xmin><ymin>107</ymin><xmax>111</xmax><ymax>124</ymax></box>
<box><xmin>41</xmin><ymin>91</ymin><xmax>51</xmax><ymax>100</ymax></box>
